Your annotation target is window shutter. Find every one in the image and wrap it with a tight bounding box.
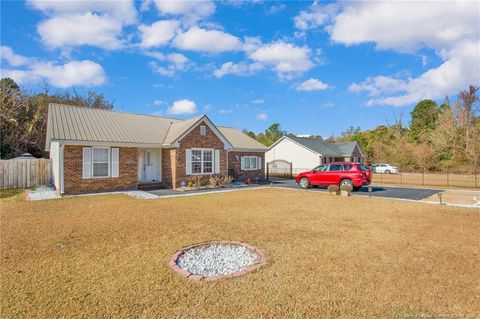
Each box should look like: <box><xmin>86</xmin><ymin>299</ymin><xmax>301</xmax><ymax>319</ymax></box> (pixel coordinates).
<box><xmin>240</xmin><ymin>157</ymin><xmax>245</xmax><ymax>170</ymax></box>
<box><xmin>82</xmin><ymin>147</ymin><xmax>91</xmax><ymax>179</ymax></box>
<box><xmin>111</xmin><ymin>148</ymin><xmax>119</xmax><ymax>177</ymax></box>
<box><xmin>214</xmin><ymin>150</ymin><xmax>220</xmax><ymax>174</ymax></box>
<box><xmin>186</xmin><ymin>149</ymin><xmax>192</xmax><ymax>175</ymax></box>
<box><xmin>257</xmin><ymin>156</ymin><xmax>262</xmax><ymax>170</ymax></box>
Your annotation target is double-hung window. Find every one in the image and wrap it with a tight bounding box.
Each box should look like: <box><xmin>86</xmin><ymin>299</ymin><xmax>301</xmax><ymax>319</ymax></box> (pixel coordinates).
<box><xmin>189</xmin><ymin>149</ymin><xmax>214</xmax><ymax>174</ymax></box>
<box><xmin>92</xmin><ymin>148</ymin><xmax>110</xmax><ymax>177</ymax></box>
<box><xmin>241</xmin><ymin>156</ymin><xmax>261</xmax><ymax>170</ymax></box>
<box><xmin>82</xmin><ymin>147</ymin><xmax>119</xmax><ymax>179</ymax></box>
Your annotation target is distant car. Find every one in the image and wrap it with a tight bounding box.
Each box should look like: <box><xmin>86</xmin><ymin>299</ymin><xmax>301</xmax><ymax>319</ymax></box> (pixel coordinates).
<box><xmin>370</xmin><ymin>163</ymin><xmax>399</xmax><ymax>174</ymax></box>
<box><xmin>295</xmin><ymin>162</ymin><xmax>371</xmax><ymax>191</ymax></box>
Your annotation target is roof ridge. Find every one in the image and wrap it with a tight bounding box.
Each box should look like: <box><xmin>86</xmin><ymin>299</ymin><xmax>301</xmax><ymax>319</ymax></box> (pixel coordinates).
<box><xmin>49</xmin><ymin>103</ymin><xmax>187</xmax><ymax>121</ymax></box>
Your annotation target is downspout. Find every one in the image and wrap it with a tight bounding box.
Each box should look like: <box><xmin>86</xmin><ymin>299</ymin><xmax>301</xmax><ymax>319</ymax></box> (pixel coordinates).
<box><xmin>60</xmin><ymin>143</ymin><xmax>65</xmax><ymax>194</ymax></box>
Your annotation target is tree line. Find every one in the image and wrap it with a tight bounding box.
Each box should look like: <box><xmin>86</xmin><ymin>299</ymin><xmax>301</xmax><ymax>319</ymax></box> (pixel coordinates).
<box><xmin>1</xmin><ymin>78</ymin><xmax>114</xmax><ymax>159</ymax></box>
<box><xmin>245</xmin><ymin>85</ymin><xmax>480</xmax><ymax>173</ymax></box>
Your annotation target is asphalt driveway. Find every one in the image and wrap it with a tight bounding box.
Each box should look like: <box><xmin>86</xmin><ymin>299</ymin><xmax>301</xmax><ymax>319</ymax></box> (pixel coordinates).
<box><xmin>268</xmin><ymin>178</ymin><xmax>444</xmax><ymax>201</ymax></box>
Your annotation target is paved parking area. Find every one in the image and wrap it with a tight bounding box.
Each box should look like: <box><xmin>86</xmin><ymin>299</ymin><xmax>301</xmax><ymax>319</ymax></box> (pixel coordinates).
<box><xmin>269</xmin><ymin>178</ymin><xmax>443</xmax><ymax>200</ymax></box>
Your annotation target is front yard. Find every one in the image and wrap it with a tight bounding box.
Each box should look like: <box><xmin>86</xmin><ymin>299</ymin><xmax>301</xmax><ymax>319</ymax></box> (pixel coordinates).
<box><xmin>1</xmin><ymin>189</ymin><xmax>479</xmax><ymax>318</ymax></box>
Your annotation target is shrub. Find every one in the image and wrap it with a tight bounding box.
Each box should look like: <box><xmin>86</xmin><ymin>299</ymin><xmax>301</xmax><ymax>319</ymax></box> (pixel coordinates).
<box><xmin>340</xmin><ymin>184</ymin><xmax>353</xmax><ymax>192</ymax></box>
<box><xmin>208</xmin><ymin>176</ymin><xmax>221</xmax><ymax>188</ymax></box>
<box><xmin>187</xmin><ymin>176</ymin><xmax>202</xmax><ymax>188</ymax></box>
<box><xmin>327</xmin><ymin>185</ymin><xmax>339</xmax><ymax>193</ymax></box>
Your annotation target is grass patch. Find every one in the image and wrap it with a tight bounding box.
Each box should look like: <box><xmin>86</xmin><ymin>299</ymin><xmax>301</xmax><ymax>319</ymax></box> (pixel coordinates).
<box><xmin>1</xmin><ymin>189</ymin><xmax>479</xmax><ymax>318</ymax></box>
<box><xmin>0</xmin><ymin>189</ymin><xmax>24</xmax><ymax>202</ymax></box>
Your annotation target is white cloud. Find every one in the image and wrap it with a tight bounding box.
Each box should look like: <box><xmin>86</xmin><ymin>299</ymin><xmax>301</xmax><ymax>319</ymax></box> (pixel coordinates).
<box><xmin>296</xmin><ymin>78</ymin><xmax>329</xmax><ymax>91</ymax></box>
<box><xmin>251</xmin><ymin>99</ymin><xmax>264</xmax><ymax>104</ymax></box>
<box><xmin>1</xmin><ymin>57</ymin><xmax>106</xmax><ymax>88</ymax></box>
<box><xmin>147</xmin><ymin>52</ymin><xmax>189</xmax><ymax>77</ymax></box>
<box><xmin>218</xmin><ymin>109</ymin><xmax>233</xmax><ymax>114</ymax></box>
<box><xmin>153</xmin><ymin>99</ymin><xmax>163</xmax><ymax>105</ymax></box>
<box><xmin>173</xmin><ymin>26</ymin><xmax>242</xmax><ymax>53</ymax></box>
<box><xmin>0</xmin><ymin>46</ymin><xmax>30</xmax><ymax>66</ymax></box>
<box><xmin>38</xmin><ymin>13</ymin><xmax>124</xmax><ymax>50</ymax></box>
<box><xmin>153</xmin><ymin>0</ymin><xmax>215</xmax><ymax>24</ymax></box>
<box><xmin>213</xmin><ymin>61</ymin><xmax>263</xmax><ymax>78</ymax></box>
<box><xmin>266</xmin><ymin>4</ymin><xmax>286</xmax><ymax>15</ymax></box>
<box><xmin>139</xmin><ymin>20</ymin><xmax>180</xmax><ymax>48</ymax></box>
<box><xmin>29</xmin><ymin>0</ymin><xmax>137</xmax><ymax>50</ymax></box>
<box><xmin>298</xmin><ymin>1</ymin><xmax>480</xmax><ymax>106</ymax></box>
<box><xmin>256</xmin><ymin>112</ymin><xmax>268</xmax><ymax>121</ymax></box>
<box><xmin>294</xmin><ymin>2</ymin><xmax>338</xmax><ymax>31</ymax></box>
<box><xmin>27</xmin><ymin>0</ymin><xmax>137</xmax><ymax>24</ymax></box>
<box><xmin>248</xmin><ymin>41</ymin><xmax>314</xmax><ymax>78</ymax></box>
<box><xmin>166</xmin><ymin>99</ymin><xmax>197</xmax><ymax>115</ymax></box>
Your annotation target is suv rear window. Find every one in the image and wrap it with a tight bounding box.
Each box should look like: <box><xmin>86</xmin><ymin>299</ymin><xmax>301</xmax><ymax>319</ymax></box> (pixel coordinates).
<box><xmin>357</xmin><ymin>164</ymin><xmax>367</xmax><ymax>171</ymax></box>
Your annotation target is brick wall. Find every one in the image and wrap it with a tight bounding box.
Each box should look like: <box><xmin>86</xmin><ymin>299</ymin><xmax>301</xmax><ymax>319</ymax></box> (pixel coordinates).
<box><xmin>228</xmin><ymin>151</ymin><xmax>265</xmax><ymax>181</ymax></box>
<box><xmin>63</xmin><ymin>145</ymin><xmax>138</xmax><ymax>195</ymax></box>
<box><xmin>162</xmin><ymin>148</ymin><xmax>176</xmax><ymax>188</ymax></box>
<box><xmin>165</xmin><ymin>122</ymin><xmax>228</xmax><ymax>188</ymax></box>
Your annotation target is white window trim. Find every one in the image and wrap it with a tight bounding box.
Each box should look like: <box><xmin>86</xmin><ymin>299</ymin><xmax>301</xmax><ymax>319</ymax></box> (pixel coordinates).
<box><xmin>242</xmin><ymin>156</ymin><xmax>260</xmax><ymax>170</ymax></box>
<box><xmin>91</xmin><ymin>147</ymin><xmax>111</xmax><ymax>179</ymax></box>
<box><xmin>190</xmin><ymin>148</ymin><xmax>214</xmax><ymax>175</ymax></box>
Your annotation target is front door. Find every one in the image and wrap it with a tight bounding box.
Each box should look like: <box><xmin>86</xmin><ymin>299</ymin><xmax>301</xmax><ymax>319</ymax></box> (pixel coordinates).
<box><xmin>143</xmin><ymin>150</ymin><xmax>156</xmax><ymax>181</ymax></box>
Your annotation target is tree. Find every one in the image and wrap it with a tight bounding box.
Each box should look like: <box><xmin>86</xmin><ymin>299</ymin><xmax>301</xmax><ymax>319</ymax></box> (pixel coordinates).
<box><xmin>409</xmin><ymin>99</ymin><xmax>439</xmax><ymax>141</ymax></box>
<box><xmin>264</xmin><ymin>123</ymin><xmax>286</xmax><ymax>145</ymax></box>
<box><xmin>0</xmin><ymin>78</ymin><xmax>114</xmax><ymax>159</ymax></box>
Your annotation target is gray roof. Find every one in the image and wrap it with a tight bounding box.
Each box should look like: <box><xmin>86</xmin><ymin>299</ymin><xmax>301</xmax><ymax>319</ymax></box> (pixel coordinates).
<box><xmin>46</xmin><ymin>103</ymin><xmax>267</xmax><ymax>151</ymax></box>
<box><xmin>287</xmin><ymin>136</ymin><xmax>359</xmax><ymax>156</ymax></box>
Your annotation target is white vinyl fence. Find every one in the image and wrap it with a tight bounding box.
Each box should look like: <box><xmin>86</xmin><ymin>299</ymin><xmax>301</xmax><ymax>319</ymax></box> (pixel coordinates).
<box><xmin>0</xmin><ymin>158</ymin><xmax>52</xmax><ymax>189</ymax></box>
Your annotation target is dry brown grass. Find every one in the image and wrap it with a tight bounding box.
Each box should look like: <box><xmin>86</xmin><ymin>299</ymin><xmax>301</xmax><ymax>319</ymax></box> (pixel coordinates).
<box><xmin>1</xmin><ymin>189</ymin><xmax>479</xmax><ymax>318</ymax></box>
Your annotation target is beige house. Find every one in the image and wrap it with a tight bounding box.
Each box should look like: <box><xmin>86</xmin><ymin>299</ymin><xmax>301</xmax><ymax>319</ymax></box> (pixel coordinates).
<box><xmin>46</xmin><ymin>104</ymin><xmax>267</xmax><ymax>194</ymax></box>
<box><xmin>266</xmin><ymin>136</ymin><xmax>365</xmax><ymax>174</ymax></box>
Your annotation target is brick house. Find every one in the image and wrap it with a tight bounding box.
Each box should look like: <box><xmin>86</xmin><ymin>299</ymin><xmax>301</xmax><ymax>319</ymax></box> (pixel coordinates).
<box><xmin>46</xmin><ymin>104</ymin><xmax>267</xmax><ymax>195</ymax></box>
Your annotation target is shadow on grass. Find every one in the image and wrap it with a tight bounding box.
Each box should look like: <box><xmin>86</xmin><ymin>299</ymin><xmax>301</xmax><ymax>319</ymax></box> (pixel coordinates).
<box><xmin>0</xmin><ymin>189</ymin><xmax>24</xmax><ymax>201</ymax></box>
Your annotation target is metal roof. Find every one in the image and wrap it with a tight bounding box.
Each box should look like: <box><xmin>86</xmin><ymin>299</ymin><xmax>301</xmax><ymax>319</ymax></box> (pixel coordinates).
<box><xmin>287</xmin><ymin>136</ymin><xmax>358</xmax><ymax>156</ymax></box>
<box><xmin>46</xmin><ymin>103</ymin><xmax>266</xmax><ymax>151</ymax></box>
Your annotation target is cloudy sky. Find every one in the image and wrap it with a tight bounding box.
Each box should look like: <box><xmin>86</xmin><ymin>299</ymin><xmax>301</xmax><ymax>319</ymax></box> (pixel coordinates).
<box><xmin>1</xmin><ymin>0</ymin><xmax>479</xmax><ymax>136</ymax></box>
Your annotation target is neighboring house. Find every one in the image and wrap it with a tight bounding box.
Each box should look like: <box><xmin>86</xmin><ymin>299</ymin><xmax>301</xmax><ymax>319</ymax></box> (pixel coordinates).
<box><xmin>46</xmin><ymin>104</ymin><xmax>267</xmax><ymax>194</ymax></box>
<box><xmin>265</xmin><ymin>136</ymin><xmax>365</xmax><ymax>174</ymax></box>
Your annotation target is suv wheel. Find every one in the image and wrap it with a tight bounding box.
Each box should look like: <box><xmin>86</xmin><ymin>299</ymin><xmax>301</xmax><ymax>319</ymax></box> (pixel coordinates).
<box><xmin>340</xmin><ymin>179</ymin><xmax>353</xmax><ymax>189</ymax></box>
<box><xmin>385</xmin><ymin>169</ymin><xmax>391</xmax><ymax>174</ymax></box>
<box><xmin>299</xmin><ymin>177</ymin><xmax>310</xmax><ymax>189</ymax></box>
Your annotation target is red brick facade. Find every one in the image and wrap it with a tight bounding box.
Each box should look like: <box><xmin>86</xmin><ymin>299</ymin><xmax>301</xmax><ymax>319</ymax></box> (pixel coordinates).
<box><xmin>61</xmin><ymin>123</ymin><xmax>264</xmax><ymax>194</ymax></box>
<box><xmin>63</xmin><ymin>145</ymin><xmax>137</xmax><ymax>195</ymax></box>
<box><xmin>163</xmin><ymin>121</ymin><xmax>228</xmax><ymax>188</ymax></box>
<box><xmin>228</xmin><ymin>151</ymin><xmax>265</xmax><ymax>181</ymax></box>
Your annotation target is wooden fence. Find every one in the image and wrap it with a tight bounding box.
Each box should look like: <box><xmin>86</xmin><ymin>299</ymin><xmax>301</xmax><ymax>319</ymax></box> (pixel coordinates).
<box><xmin>0</xmin><ymin>158</ymin><xmax>52</xmax><ymax>189</ymax></box>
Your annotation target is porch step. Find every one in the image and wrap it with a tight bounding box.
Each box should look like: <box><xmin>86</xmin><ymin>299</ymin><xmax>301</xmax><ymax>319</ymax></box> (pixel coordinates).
<box><xmin>138</xmin><ymin>182</ymin><xmax>165</xmax><ymax>191</ymax></box>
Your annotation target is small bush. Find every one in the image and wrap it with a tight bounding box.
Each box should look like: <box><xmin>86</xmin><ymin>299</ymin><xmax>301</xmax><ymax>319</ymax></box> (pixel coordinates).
<box><xmin>340</xmin><ymin>184</ymin><xmax>353</xmax><ymax>192</ymax></box>
<box><xmin>208</xmin><ymin>176</ymin><xmax>221</xmax><ymax>188</ymax></box>
<box><xmin>327</xmin><ymin>185</ymin><xmax>339</xmax><ymax>193</ymax></box>
<box><xmin>186</xmin><ymin>176</ymin><xmax>202</xmax><ymax>188</ymax></box>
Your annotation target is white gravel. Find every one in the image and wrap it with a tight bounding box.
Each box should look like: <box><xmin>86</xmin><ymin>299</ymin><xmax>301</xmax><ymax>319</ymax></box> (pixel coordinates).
<box><xmin>26</xmin><ymin>186</ymin><xmax>61</xmax><ymax>201</ymax></box>
<box><xmin>124</xmin><ymin>190</ymin><xmax>159</xmax><ymax>199</ymax></box>
<box><xmin>176</xmin><ymin>243</ymin><xmax>259</xmax><ymax>276</ymax></box>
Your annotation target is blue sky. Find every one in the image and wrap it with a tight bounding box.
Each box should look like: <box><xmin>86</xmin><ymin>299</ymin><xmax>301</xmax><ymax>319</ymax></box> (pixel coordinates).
<box><xmin>1</xmin><ymin>1</ymin><xmax>479</xmax><ymax>137</ymax></box>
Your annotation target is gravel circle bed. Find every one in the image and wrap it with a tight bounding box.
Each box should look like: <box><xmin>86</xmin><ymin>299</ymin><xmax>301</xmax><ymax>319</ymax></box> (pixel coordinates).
<box><xmin>170</xmin><ymin>241</ymin><xmax>267</xmax><ymax>281</ymax></box>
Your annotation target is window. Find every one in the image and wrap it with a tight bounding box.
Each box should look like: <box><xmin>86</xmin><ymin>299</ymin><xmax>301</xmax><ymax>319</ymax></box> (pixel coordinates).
<box><xmin>328</xmin><ymin>164</ymin><xmax>343</xmax><ymax>171</ymax></box>
<box><xmin>314</xmin><ymin>165</ymin><xmax>328</xmax><ymax>172</ymax></box>
<box><xmin>343</xmin><ymin>164</ymin><xmax>353</xmax><ymax>170</ymax></box>
<box><xmin>190</xmin><ymin>149</ymin><xmax>213</xmax><ymax>174</ymax></box>
<box><xmin>82</xmin><ymin>147</ymin><xmax>119</xmax><ymax>179</ymax></box>
<box><xmin>200</xmin><ymin>125</ymin><xmax>206</xmax><ymax>136</ymax></box>
<box><xmin>242</xmin><ymin>156</ymin><xmax>260</xmax><ymax>170</ymax></box>
<box><xmin>92</xmin><ymin>148</ymin><xmax>109</xmax><ymax>177</ymax></box>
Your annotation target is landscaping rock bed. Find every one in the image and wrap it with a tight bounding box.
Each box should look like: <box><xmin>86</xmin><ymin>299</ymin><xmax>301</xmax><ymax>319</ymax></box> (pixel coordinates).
<box><xmin>25</xmin><ymin>186</ymin><xmax>61</xmax><ymax>201</ymax></box>
<box><xmin>169</xmin><ymin>241</ymin><xmax>267</xmax><ymax>281</ymax></box>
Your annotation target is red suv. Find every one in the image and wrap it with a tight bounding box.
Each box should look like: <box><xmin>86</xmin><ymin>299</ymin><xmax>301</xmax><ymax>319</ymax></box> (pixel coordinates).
<box><xmin>295</xmin><ymin>162</ymin><xmax>371</xmax><ymax>191</ymax></box>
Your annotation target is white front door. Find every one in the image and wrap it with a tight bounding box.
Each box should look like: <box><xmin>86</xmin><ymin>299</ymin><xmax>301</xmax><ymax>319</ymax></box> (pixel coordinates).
<box><xmin>144</xmin><ymin>150</ymin><xmax>156</xmax><ymax>181</ymax></box>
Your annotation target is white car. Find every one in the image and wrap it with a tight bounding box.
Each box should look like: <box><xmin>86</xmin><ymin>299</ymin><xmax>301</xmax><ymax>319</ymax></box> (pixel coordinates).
<box><xmin>371</xmin><ymin>163</ymin><xmax>399</xmax><ymax>174</ymax></box>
